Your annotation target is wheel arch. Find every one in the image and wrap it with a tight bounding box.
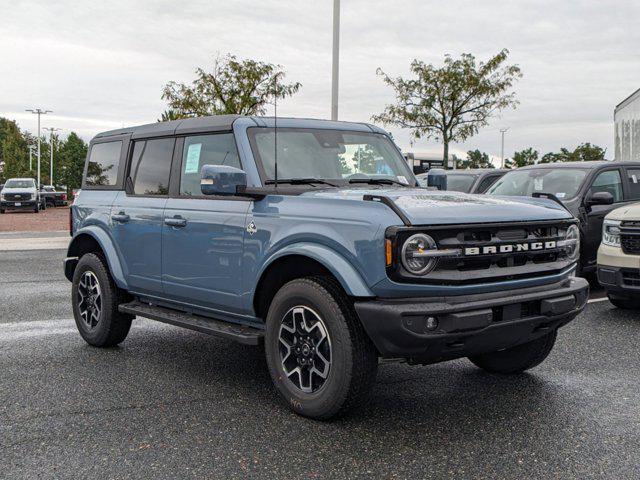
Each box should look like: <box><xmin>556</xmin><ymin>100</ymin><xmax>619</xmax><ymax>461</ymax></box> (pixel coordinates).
<box><xmin>65</xmin><ymin>227</ymin><xmax>127</xmax><ymax>289</ymax></box>
<box><xmin>252</xmin><ymin>243</ymin><xmax>374</xmax><ymax>320</ymax></box>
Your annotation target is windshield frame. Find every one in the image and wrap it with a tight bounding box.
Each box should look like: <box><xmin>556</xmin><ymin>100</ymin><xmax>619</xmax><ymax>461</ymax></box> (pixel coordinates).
<box><xmin>4</xmin><ymin>179</ymin><xmax>35</xmax><ymax>189</ymax></box>
<box><xmin>486</xmin><ymin>167</ymin><xmax>590</xmax><ymax>200</ymax></box>
<box><xmin>247</xmin><ymin>127</ymin><xmax>418</xmax><ymax>187</ymax></box>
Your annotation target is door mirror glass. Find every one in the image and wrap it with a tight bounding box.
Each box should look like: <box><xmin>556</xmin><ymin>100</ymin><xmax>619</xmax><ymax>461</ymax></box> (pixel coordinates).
<box><xmin>586</xmin><ymin>191</ymin><xmax>614</xmax><ymax>206</ymax></box>
<box><xmin>201</xmin><ymin>165</ymin><xmax>247</xmax><ymax>196</ymax></box>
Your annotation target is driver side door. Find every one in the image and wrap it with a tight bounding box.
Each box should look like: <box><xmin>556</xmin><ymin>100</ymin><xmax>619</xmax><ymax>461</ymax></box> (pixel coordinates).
<box><xmin>583</xmin><ymin>168</ymin><xmax>626</xmax><ymax>268</ymax></box>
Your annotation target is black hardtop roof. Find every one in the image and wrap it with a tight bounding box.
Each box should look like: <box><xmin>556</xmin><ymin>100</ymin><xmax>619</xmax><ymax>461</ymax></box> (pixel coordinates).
<box><xmin>518</xmin><ymin>161</ymin><xmax>640</xmax><ymax>170</ymax></box>
<box><xmin>93</xmin><ymin>115</ymin><xmax>383</xmax><ymax>141</ymax></box>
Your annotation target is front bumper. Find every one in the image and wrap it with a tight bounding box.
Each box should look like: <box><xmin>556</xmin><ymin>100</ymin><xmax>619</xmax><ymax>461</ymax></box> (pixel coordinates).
<box><xmin>1</xmin><ymin>200</ymin><xmax>36</xmax><ymax>209</ymax></box>
<box><xmin>597</xmin><ymin>264</ymin><xmax>640</xmax><ymax>295</ymax></box>
<box><xmin>354</xmin><ymin>277</ymin><xmax>588</xmax><ymax>363</ymax></box>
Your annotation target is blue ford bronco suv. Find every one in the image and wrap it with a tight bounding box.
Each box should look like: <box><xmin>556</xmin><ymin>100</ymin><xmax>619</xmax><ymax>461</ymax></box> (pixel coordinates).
<box><xmin>65</xmin><ymin>116</ymin><xmax>588</xmax><ymax>419</ymax></box>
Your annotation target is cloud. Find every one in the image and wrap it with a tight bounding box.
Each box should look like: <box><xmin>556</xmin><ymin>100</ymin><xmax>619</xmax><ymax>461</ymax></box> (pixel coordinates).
<box><xmin>1</xmin><ymin>0</ymin><xmax>639</xmax><ymax>159</ymax></box>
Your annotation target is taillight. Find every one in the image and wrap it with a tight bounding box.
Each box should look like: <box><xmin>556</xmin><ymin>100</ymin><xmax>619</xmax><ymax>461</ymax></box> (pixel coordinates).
<box><xmin>62</xmin><ymin>193</ymin><xmax>67</xmax><ymax>201</ymax></box>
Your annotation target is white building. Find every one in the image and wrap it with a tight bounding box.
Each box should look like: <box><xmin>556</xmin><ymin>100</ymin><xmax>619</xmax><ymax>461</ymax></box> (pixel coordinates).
<box><xmin>615</xmin><ymin>88</ymin><xmax>640</xmax><ymax>161</ymax></box>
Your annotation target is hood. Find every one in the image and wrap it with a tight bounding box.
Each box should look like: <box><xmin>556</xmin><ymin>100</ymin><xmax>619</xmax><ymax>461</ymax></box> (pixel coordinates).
<box><xmin>303</xmin><ymin>188</ymin><xmax>573</xmax><ymax>225</ymax></box>
<box><xmin>606</xmin><ymin>202</ymin><xmax>640</xmax><ymax>221</ymax></box>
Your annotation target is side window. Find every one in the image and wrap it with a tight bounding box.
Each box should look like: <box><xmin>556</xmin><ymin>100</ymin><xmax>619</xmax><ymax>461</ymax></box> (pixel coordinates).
<box><xmin>625</xmin><ymin>168</ymin><xmax>640</xmax><ymax>199</ymax></box>
<box><xmin>588</xmin><ymin>169</ymin><xmax>623</xmax><ymax>202</ymax></box>
<box><xmin>477</xmin><ymin>175</ymin><xmax>501</xmax><ymax>193</ymax></box>
<box><xmin>86</xmin><ymin>141</ymin><xmax>122</xmax><ymax>187</ymax></box>
<box><xmin>179</xmin><ymin>134</ymin><xmax>241</xmax><ymax>196</ymax></box>
<box><xmin>129</xmin><ymin>138</ymin><xmax>174</xmax><ymax>195</ymax></box>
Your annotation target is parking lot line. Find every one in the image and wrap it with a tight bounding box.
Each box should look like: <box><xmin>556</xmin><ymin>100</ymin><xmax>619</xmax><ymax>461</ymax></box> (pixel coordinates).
<box><xmin>0</xmin><ymin>236</ymin><xmax>69</xmax><ymax>251</ymax></box>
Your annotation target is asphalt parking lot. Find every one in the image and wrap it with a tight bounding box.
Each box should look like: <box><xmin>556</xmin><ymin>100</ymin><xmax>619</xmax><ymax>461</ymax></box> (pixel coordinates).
<box><xmin>1</xmin><ymin>235</ymin><xmax>639</xmax><ymax>479</ymax></box>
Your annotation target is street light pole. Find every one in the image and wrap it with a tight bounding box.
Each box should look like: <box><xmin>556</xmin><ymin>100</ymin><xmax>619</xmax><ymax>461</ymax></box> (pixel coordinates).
<box><xmin>26</xmin><ymin>108</ymin><xmax>52</xmax><ymax>187</ymax></box>
<box><xmin>28</xmin><ymin>145</ymin><xmax>35</xmax><ymax>170</ymax></box>
<box><xmin>43</xmin><ymin>127</ymin><xmax>61</xmax><ymax>185</ymax></box>
<box><xmin>500</xmin><ymin>127</ymin><xmax>509</xmax><ymax>168</ymax></box>
<box><xmin>331</xmin><ymin>0</ymin><xmax>340</xmax><ymax>121</ymax></box>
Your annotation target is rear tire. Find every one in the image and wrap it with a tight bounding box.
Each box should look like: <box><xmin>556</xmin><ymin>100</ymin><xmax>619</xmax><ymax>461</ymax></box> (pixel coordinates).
<box><xmin>72</xmin><ymin>253</ymin><xmax>133</xmax><ymax>347</ymax></box>
<box><xmin>33</xmin><ymin>203</ymin><xmax>39</xmax><ymax>213</ymax></box>
<box><xmin>469</xmin><ymin>330</ymin><xmax>557</xmax><ymax>374</ymax></box>
<box><xmin>264</xmin><ymin>276</ymin><xmax>378</xmax><ymax>420</ymax></box>
<box><xmin>607</xmin><ymin>294</ymin><xmax>640</xmax><ymax>310</ymax></box>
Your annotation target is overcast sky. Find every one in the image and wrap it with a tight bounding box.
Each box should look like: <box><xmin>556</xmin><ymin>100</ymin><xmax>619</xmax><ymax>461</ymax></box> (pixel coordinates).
<box><xmin>1</xmin><ymin>0</ymin><xmax>639</xmax><ymax>161</ymax></box>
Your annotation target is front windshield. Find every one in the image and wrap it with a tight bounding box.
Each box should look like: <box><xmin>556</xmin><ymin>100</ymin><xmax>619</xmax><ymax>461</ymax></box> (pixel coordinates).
<box><xmin>248</xmin><ymin>128</ymin><xmax>416</xmax><ymax>185</ymax></box>
<box><xmin>487</xmin><ymin>168</ymin><xmax>588</xmax><ymax>200</ymax></box>
<box><xmin>4</xmin><ymin>179</ymin><xmax>35</xmax><ymax>189</ymax></box>
<box><xmin>445</xmin><ymin>174</ymin><xmax>477</xmax><ymax>193</ymax></box>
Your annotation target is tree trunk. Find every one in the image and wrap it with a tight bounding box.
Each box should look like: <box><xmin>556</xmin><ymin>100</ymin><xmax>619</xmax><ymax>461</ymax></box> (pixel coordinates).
<box><xmin>443</xmin><ymin>138</ymin><xmax>449</xmax><ymax>169</ymax></box>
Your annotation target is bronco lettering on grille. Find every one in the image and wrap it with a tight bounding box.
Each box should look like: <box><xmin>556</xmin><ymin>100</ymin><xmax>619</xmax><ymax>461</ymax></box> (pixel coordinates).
<box><xmin>464</xmin><ymin>241</ymin><xmax>557</xmax><ymax>256</ymax></box>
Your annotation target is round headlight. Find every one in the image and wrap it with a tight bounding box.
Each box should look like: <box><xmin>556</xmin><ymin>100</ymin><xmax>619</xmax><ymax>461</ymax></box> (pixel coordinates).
<box><xmin>565</xmin><ymin>224</ymin><xmax>580</xmax><ymax>262</ymax></box>
<box><xmin>401</xmin><ymin>233</ymin><xmax>438</xmax><ymax>275</ymax></box>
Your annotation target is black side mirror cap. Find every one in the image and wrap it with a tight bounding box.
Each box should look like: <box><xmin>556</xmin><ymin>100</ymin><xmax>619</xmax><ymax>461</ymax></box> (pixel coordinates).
<box><xmin>586</xmin><ymin>191</ymin><xmax>614</xmax><ymax>206</ymax></box>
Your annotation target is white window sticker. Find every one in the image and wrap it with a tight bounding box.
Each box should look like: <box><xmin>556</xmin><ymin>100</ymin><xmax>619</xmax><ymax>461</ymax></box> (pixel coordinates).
<box><xmin>556</xmin><ymin>192</ymin><xmax>566</xmax><ymax>198</ymax></box>
<box><xmin>185</xmin><ymin>143</ymin><xmax>202</xmax><ymax>174</ymax></box>
<box><xmin>632</xmin><ymin>174</ymin><xmax>638</xmax><ymax>184</ymax></box>
<box><xmin>397</xmin><ymin>175</ymin><xmax>408</xmax><ymax>184</ymax></box>
<box><xmin>533</xmin><ymin>178</ymin><xmax>544</xmax><ymax>191</ymax></box>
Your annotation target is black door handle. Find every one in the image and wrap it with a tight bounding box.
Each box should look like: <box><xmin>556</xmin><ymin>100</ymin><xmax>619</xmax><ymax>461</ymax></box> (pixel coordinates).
<box><xmin>111</xmin><ymin>212</ymin><xmax>130</xmax><ymax>223</ymax></box>
<box><xmin>165</xmin><ymin>216</ymin><xmax>187</xmax><ymax>228</ymax></box>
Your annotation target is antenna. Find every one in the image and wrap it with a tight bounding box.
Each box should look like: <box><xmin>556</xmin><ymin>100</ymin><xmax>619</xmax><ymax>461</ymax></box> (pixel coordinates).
<box><xmin>273</xmin><ymin>73</ymin><xmax>279</xmax><ymax>188</ymax></box>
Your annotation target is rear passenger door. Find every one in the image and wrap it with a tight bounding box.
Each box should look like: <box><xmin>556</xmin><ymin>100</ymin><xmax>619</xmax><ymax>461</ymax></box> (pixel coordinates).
<box><xmin>161</xmin><ymin>133</ymin><xmax>251</xmax><ymax>316</ymax></box>
<box><xmin>111</xmin><ymin>138</ymin><xmax>175</xmax><ymax>295</ymax></box>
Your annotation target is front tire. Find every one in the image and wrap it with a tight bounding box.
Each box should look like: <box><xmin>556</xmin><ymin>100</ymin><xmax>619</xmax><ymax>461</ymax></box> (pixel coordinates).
<box><xmin>468</xmin><ymin>330</ymin><xmax>557</xmax><ymax>374</ymax></box>
<box><xmin>72</xmin><ymin>253</ymin><xmax>133</xmax><ymax>347</ymax></box>
<box><xmin>265</xmin><ymin>276</ymin><xmax>378</xmax><ymax>420</ymax></box>
<box><xmin>607</xmin><ymin>294</ymin><xmax>640</xmax><ymax>310</ymax></box>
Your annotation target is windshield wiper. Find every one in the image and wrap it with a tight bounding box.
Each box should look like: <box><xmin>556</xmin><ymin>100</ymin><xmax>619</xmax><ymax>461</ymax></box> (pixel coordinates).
<box><xmin>348</xmin><ymin>178</ymin><xmax>412</xmax><ymax>187</ymax></box>
<box><xmin>265</xmin><ymin>178</ymin><xmax>340</xmax><ymax>187</ymax></box>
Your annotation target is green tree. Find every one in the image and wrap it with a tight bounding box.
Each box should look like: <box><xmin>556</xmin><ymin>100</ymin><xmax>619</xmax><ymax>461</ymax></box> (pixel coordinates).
<box><xmin>161</xmin><ymin>54</ymin><xmax>301</xmax><ymax>119</ymax></box>
<box><xmin>540</xmin><ymin>143</ymin><xmax>606</xmax><ymax>163</ymax></box>
<box><xmin>373</xmin><ymin>49</ymin><xmax>522</xmax><ymax>162</ymax></box>
<box><xmin>505</xmin><ymin>147</ymin><xmax>538</xmax><ymax>168</ymax></box>
<box><xmin>57</xmin><ymin>132</ymin><xmax>88</xmax><ymax>192</ymax></box>
<box><xmin>0</xmin><ymin>117</ymin><xmax>30</xmax><ymax>181</ymax></box>
<box><xmin>458</xmin><ymin>149</ymin><xmax>494</xmax><ymax>169</ymax></box>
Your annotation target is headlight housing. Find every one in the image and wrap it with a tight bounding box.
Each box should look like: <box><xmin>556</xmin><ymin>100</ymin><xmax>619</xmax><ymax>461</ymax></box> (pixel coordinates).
<box><xmin>401</xmin><ymin>233</ymin><xmax>438</xmax><ymax>275</ymax></box>
<box><xmin>564</xmin><ymin>224</ymin><xmax>580</xmax><ymax>262</ymax></box>
<box><xmin>602</xmin><ymin>219</ymin><xmax>621</xmax><ymax>247</ymax></box>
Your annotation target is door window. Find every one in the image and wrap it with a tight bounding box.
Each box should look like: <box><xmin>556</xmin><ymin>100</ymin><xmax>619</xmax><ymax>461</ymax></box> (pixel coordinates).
<box><xmin>588</xmin><ymin>170</ymin><xmax>623</xmax><ymax>202</ymax></box>
<box><xmin>179</xmin><ymin>134</ymin><xmax>241</xmax><ymax>196</ymax></box>
<box><xmin>129</xmin><ymin>138</ymin><xmax>174</xmax><ymax>195</ymax></box>
<box><xmin>625</xmin><ymin>169</ymin><xmax>640</xmax><ymax>199</ymax></box>
<box><xmin>476</xmin><ymin>175</ymin><xmax>501</xmax><ymax>193</ymax></box>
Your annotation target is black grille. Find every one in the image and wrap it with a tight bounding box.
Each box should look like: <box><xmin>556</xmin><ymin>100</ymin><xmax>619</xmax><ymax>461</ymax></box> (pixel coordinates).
<box><xmin>621</xmin><ymin>270</ymin><xmax>640</xmax><ymax>287</ymax></box>
<box><xmin>620</xmin><ymin>223</ymin><xmax>640</xmax><ymax>255</ymax></box>
<box><xmin>6</xmin><ymin>193</ymin><xmax>29</xmax><ymax>201</ymax></box>
<box><xmin>391</xmin><ymin>220</ymin><xmax>574</xmax><ymax>285</ymax></box>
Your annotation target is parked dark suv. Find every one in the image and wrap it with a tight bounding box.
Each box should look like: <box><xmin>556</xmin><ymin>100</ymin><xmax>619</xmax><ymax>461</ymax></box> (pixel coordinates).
<box><xmin>487</xmin><ymin>161</ymin><xmax>640</xmax><ymax>275</ymax></box>
<box><xmin>64</xmin><ymin>116</ymin><xmax>588</xmax><ymax>419</ymax></box>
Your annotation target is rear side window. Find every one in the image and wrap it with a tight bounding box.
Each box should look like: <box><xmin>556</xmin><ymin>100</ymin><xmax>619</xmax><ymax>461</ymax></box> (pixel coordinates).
<box><xmin>625</xmin><ymin>168</ymin><xmax>640</xmax><ymax>199</ymax></box>
<box><xmin>180</xmin><ymin>134</ymin><xmax>241</xmax><ymax>196</ymax></box>
<box><xmin>476</xmin><ymin>174</ymin><xmax>501</xmax><ymax>193</ymax></box>
<box><xmin>86</xmin><ymin>141</ymin><xmax>122</xmax><ymax>186</ymax></box>
<box><xmin>129</xmin><ymin>138</ymin><xmax>174</xmax><ymax>195</ymax></box>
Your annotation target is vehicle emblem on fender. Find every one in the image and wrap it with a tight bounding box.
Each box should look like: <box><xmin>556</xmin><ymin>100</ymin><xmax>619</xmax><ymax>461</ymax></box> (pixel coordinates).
<box><xmin>246</xmin><ymin>221</ymin><xmax>257</xmax><ymax>235</ymax></box>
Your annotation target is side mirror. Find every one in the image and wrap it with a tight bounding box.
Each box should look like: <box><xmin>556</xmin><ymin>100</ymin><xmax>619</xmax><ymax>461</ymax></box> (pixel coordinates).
<box><xmin>427</xmin><ymin>168</ymin><xmax>448</xmax><ymax>191</ymax></box>
<box><xmin>200</xmin><ymin>165</ymin><xmax>247</xmax><ymax>196</ymax></box>
<box><xmin>586</xmin><ymin>191</ymin><xmax>614</xmax><ymax>206</ymax></box>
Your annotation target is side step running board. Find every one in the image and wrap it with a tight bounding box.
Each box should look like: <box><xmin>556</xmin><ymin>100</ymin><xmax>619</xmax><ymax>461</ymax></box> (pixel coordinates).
<box><xmin>118</xmin><ymin>300</ymin><xmax>264</xmax><ymax>345</ymax></box>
